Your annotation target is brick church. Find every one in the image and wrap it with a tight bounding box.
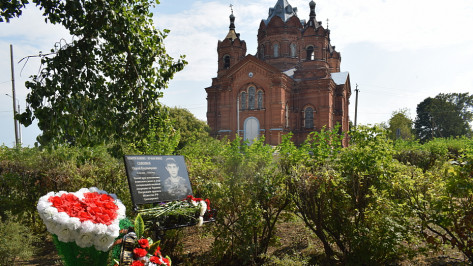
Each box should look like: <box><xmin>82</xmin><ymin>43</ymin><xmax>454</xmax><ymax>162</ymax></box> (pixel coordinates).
<box><xmin>205</xmin><ymin>0</ymin><xmax>351</xmax><ymax>145</ymax></box>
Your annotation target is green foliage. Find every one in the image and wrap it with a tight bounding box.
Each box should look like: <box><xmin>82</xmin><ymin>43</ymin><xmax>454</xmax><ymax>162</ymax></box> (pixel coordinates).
<box><xmin>415</xmin><ymin>93</ymin><xmax>473</xmax><ymax>142</ymax></box>
<box><xmin>132</xmin><ymin>109</ymin><xmax>181</xmax><ymax>156</ymax></box>
<box><xmin>399</xmin><ymin>144</ymin><xmax>473</xmax><ymax>261</ymax></box>
<box><xmin>134</xmin><ymin>214</ymin><xmax>145</xmax><ymax>239</ymax></box>
<box><xmin>2</xmin><ymin>127</ymin><xmax>473</xmax><ymax>264</ymax></box>
<box><xmin>0</xmin><ymin>145</ymin><xmax>132</xmax><ymax>229</ymax></box>
<box><xmin>184</xmin><ymin>137</ymin><xmax>289</xmax><ymax>264</ymax></box>
<box><xmin>393</xmin><ymin>137</ymin><xmax>473</xmax><ymax>171</ymax></box>
<box><xmin>168</xmin><ymin>107</ymin><xmax>211</xmax><ymax>150</ymax></box>
<box><xmin>8</xmin><ymin>0</ymin><xmax>186</xmax><ymax>147</ymax></box>
<box><xmin>0</xmin><ymin>212</ymin><xmax>38</xmax><ymax>264</ymax></box>
<box><xmin>0</xmin><ymin>0</ymin><xmax>28</xmax><ymax>22</ymax></box>
<box><xmin>287</xmin><ymin>126</ymin><xmax>415</xmax><ymax>264</ymax></box>
<box><xmin>388</xmin><ymin>108</ymin><xmax>414</xmax><ymax>140</ymax></box>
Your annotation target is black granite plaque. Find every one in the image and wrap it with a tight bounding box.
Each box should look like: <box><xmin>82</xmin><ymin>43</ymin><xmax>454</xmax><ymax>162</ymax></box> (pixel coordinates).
<box><xmin>124</xmin><ymin>155</ymin><xmax>193</xmax><ymax>207</ymax></box>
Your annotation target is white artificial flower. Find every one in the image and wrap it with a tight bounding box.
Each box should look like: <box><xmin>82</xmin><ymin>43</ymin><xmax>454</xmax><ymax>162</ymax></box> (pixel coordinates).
<box><xmin>55</xmin><ymin>212</ymin><xmax>71</xmax><ymax>226</ymax></box>
<box><xmin>44</xmin><ymin>220</ymin><xmax>59</xmax><ymax>235</ymax></box>
<box><xmin>139</xmin><ymin>256</ymin><xmax>149</xmax><ymax>264</ymax></box>
<box><xmin>116</xmin><ymin>201</ymin><xmax>126</xmax><ymax>219</ymax></box>
<box><xmin>200</xmin><ymin>201</ymin><xmax>207</xmax><ymax>217</ymax></box>
<box><xmin>56</xmin><ymin>190</ymin><xmax>67</xmax><ymax>196</ymax></box>
<box><xmin>75</xmin><ymin>231</ymin><xmax>95</xmax><ymax>248</ymax></box>
<box><xmin>106</xmin><ymin>223</ymin><xmax>120</xmax><ymax>238</ymax></box>
<box><xmin>41</xmin><ymin>206</ymin><xmax>59</xmax><ymax>221</ymax></box>
<box><xmin>37</xmin><ymin>199</ymin><xmax>52</xmax><ymax>213</ymax></box>
<box><xmin>80</xmin><ymin>221</ymin><xmax>97</xmax><ymax>234</ymax></box>
<box><xmin>56</xmin><ymin>226</ymin><xmax>76</xmax><ymax>243</ymax></box>
<box><xmin>93</xmin><ymin>234</ymin><xmax>115</xmax><ymax>252</ymax></box>
<box><xmin>88</xmin><ymin>187</ymin><xmax>104</xmax><ymax>194</ymax></box>
<box><xmin>95</xmin><ymin>223</ymin><xmax>108</xmax><ymax>235</ymax></box>
<box><xmin>198</xmin><ymin>216</ymin><xmax>204</xmax><ymax>226</ymax></box>
<box><xmin>77</xmin><ymin>187</ymin><xmax>90</xmax><ymax>194</ymax></box>
<box><xmin>66</xmin><ymin>217</ymin><xmax>82</xmax><ymax>231</ymax></box>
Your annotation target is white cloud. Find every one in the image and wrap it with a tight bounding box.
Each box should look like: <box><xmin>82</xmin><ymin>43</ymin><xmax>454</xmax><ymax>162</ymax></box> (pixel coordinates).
<box><xmin>318</xmin><ymin>0</ymin><xmax>473</xmax><ymax>51</ymax></box>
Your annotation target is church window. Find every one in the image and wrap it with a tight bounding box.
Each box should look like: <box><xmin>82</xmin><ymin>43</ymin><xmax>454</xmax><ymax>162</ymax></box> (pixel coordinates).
<box><xmin>257</xmin><ymin>90</ymin><xmax>263</xmax><ymax>109</ymax></box>
<box><xmin>273</xmin><ymin>43</ymin><xmax>279</xmax><ymax>58</ymax></box>
<box><xmin>248</xmin><ymin>86</ymin><xmax>256</xmax><ymax>109</ymax></box>
<box><xmin>285</xmin><ymin>103</ymin><xmax>289</xmax><ymax>127</ymax></box>
<box><xmin>260</xmin><ymin>45</ymin><xmax>265</xmax><ymax>59</ymax></box>
<box><xmin>290</xmin><ymin>43</ymin><xmax>297</xmax><ymax>58</ymax></box>
<box><xmin>304</xmin><ymin>107</ymin><xmax>314</xmax><ymax>129</ymax></box>
<box><xmin>306</xmin><ymin>46</ymin><xmax>314</xmax><ymax>61</ymax></box>
<box><xmin>241</xmin><ymin>92</ymin><xmax>247</xmax><ymax>110</ymax></box>
<box><xmin>223</xmin><ymin>55</ymin><xmax>230</xmax><ymax>69</ymax></box>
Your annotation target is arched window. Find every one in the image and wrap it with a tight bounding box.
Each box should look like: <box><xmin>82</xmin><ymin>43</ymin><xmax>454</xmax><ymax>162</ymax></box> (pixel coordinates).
<box><xmin>260</xmin><ymin>45</ymin><xmax>265</xmax><ymax>59</ymax></box>
<box><xmin>290</xmin><ymin>43</ymin><xmax>297</xmax><ymax>58</ymax></box>
<box><xmin>285</xmin><ymin>103</ymin><xmax>289</xmax><ymax>127</ymax></box>
<box><xmin>248</xmin><ymin>86</ymin><xmax>256</xmax><ymax>110</ymax></box>
<box><xmin>223</xmin><ymin>55</ymin><xmax>230</xmax><ymax>69</ymax></box>
<box><xmin>257</xmin><ymin>90</ymin><xmax>263</xmax><ymax>109</ymax></box>
<box><xmin>273</xmin><ymin>43</ymin><xmax>279</xmax><ymax>58</ymax></box>
<box><xmin>306</xmin><ymin>46</ymin><xmax>314</xmax><ymax>61</ymax></box>
<box><xmin>304</xmin><ymin>107</ymin><xmax>314</xmax><ymax>129</ymax></box>
<box><xmin>241</xmin><ymin>92</ymin><xmax>247</xmax><ymax>110</ymax></box>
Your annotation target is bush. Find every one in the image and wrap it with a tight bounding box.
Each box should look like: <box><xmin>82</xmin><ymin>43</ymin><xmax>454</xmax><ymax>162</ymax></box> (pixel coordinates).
<box><xmin>399</xmin><ymin>145</ymin><xmax>473</xmax><ymax>262</ymax></box>
<box><xmin>0</xmin><ymin>212</ymin><xmax>38</xmax><ymax>264</ymax></box>
<box><xmin>182</xmin><ymin>137</ymin><xmax>289</xmax><ymax>265</ymax></box>
<box><xmin>393</xmin><ymin>137</ymin><xmax>473</xmax><ymax>171</ymax></box>
<box><xmin>0</xmin><ymin>145</ymin><xmax>132</xmax><ymax>230</ymax></box>
<box><xmin>287</xmin><ymin>126</ymin><xmax>416</xmax><ymax>264</ymax></box>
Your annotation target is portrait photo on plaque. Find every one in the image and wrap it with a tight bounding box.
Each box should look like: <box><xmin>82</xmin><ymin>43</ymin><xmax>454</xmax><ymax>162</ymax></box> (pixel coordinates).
<box><xmin>124</xmin><ymin>155</ymin><xmax>193</xmax><ymax>206</ymax></box>
<box><xmin>158</xmin><ymin>156</ymin><xmax>193</xmax><ymax>201</ymax></box>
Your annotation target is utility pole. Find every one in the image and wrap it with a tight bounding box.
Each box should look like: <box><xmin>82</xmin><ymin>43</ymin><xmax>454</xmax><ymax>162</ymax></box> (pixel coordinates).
<box><xmin>354</xmin><ymin>84</ymin><xmax>359</xmax><ymax>128</ymax></box>
<box><xmin>10</xmin><ymin>44</ymin><xmax>20</xmax><ymax>146</ymax></box>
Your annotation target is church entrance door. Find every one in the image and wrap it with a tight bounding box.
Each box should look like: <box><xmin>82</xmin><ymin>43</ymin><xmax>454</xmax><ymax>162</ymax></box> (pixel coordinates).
<box><xmin>244</xmin><ymin>117</ymin><xmax>259</xmax><ymax>144</ymax></box>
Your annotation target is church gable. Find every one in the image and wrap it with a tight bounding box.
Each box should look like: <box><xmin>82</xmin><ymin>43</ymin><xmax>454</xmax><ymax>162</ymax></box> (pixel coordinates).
<box><xmin>225</xmin><ymin>55</ymin><xmax>282</xmax><ymax>80</ymax></box>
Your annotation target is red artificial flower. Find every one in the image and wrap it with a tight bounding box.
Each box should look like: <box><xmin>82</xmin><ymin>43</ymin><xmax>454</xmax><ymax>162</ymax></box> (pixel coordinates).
<box><xmin>133</xmin><ymin>248</ymin><xmax>148</xmax><ymax>258</ymax></box>
<box><xmin>205</xmin><ymin>199</ymin><xmax>211</xmax><ymax>210</ymax></box>
<box><xmin>162</xmin><ymin>257</ymin><xmax>171</xmax><ymax>266</ymax></box>
<box><xmin>154</xmin><ymin>246</ymin><xmax>161</xmax><ymax>256</ymax></box>
<box><xmin>138</xmin><ymin>238</ymin><xmax>150</xmax><ymax>249</ymax></box>
<box><xmin>150</xmin><ymin>255</ymin><xmax>164</xmax><ymax>264</ymax></box>
<box><xmin>131</xmin><ymin>261</ymin><xmax>144</xmax><ymax>266</ymax></box>
<box><xmin>48</xmin><ymin>191</ymin><xmax>119</xmax><ymax>225</ymax></box>
<box><xmin>186</xmin><ymin>195</ymin><xmax>194</xmax><ymax>201</ymax></box>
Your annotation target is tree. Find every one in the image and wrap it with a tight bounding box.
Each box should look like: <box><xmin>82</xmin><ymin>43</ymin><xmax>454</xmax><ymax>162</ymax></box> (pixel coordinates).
<box><xmin>2</xmin><ymin>0</ymin><xmax>186</xmax><ymax>146</ymax></box>
<box><xmin>168</xmin><ymin>107</ymin><xmax>210</xmax><ymax>150</ymax></box>
<box><xmin>387</xmin><ymin>108</ymin><xmax>414</xmax><ymax>140</ymax></box>
<box><xmin>415</xmin><ymin>93</ymin><xmax>473</xmax><ymax>142</ymax></box>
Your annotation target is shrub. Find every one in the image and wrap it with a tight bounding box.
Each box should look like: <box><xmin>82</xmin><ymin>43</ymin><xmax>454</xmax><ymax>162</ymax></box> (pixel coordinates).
<box><xmin>288</xmin><ymin>126</ymin><xmax>416</xmax><ymax>264</ymax></box>
<box><xmin>0</xmin><ymin>145</ymin><xmax>132</xmax><ymax>230</ymax></box>
<box><xmin>400</xmin><ymin>145</ymin><xmax>473</xmax><ymax>263</ymax></box>
<box><xmin>0</xmin><ymin>212</ymin><xmax>38</xmax><ymax>264</ymax></box>
<box><xmin>183</xmin><ymin>137</ymin><xmax>289</xmax><ymax>265</ymax></box>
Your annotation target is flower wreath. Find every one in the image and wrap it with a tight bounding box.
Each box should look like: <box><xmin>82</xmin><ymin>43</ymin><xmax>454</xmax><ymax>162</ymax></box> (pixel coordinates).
<box><xmin>37</xmin><ymin>187</ymin><xmax>126</xmax><ymax>265</ymax></box>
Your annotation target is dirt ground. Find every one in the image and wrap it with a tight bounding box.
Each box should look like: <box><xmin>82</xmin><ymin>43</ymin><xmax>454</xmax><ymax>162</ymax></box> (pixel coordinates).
<box><xmin>14</xmin><ymin>220</ymin><xmax>469</xmax><ymax>266</ymax></box>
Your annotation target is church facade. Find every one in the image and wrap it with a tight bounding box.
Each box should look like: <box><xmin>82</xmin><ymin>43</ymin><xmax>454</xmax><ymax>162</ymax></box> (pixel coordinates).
<box><xmin>205</xmin><ymin>0</ymin><xmax>351</xmax><ymax>146</ymax></box>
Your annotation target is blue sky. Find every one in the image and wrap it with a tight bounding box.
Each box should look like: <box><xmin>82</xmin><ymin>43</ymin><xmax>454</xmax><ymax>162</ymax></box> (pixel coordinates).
<box><xmin>1</xmin><ymin>0</ymin><xmax>473</xmax><ymax>147</ymax></box>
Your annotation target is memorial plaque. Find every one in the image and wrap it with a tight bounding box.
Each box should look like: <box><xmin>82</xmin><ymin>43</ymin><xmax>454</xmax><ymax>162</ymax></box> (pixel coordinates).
<box><xmin>124</xmin><ymin>155</ymin><xmax>193</xmax><ymax>207</ymax></box>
